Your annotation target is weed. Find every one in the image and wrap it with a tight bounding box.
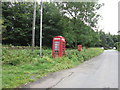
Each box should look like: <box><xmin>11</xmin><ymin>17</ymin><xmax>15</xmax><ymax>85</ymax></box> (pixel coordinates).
<box><xmin>2</xmin><ymin>47</ymin><xmax>104</xmax><ymax>88</ymax></box>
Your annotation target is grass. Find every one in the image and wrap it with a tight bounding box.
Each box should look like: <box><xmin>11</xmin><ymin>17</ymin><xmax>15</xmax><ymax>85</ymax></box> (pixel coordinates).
<box><xmin>2</xmin><ymin>47</ymin><xmax>104</xmax><ymax>88</ymax></box>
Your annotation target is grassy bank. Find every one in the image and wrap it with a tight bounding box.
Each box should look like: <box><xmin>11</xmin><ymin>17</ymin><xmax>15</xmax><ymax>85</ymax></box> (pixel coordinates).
<box><xmin>2</xmin><ymin>47</ymin><xmax>104</xmax><ymax>88</ymax></box>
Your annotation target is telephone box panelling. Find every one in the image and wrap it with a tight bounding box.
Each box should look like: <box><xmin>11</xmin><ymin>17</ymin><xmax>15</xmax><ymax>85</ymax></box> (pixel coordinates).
<box><xmin>52</xmin><ymin>36</ymin><xmax>66</xmax><ymax>58</ymax></box>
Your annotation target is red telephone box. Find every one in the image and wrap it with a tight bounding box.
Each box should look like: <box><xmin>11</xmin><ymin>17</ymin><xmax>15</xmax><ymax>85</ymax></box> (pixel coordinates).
<box><xmin>78</xmin><ymin>45</ymin><xmax>82</xmax><ymax>51</ymax></box>
<box><xmin>52</xmin><ymin>36</ymin><xmax>66</xmax><ymax>57</ymax></box>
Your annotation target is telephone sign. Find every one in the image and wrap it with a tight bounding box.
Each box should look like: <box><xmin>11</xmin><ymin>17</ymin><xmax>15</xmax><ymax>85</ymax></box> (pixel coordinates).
<box><xmin>52</xmin><ymin>36</ymin><xmax>66</xmax><ymax>58</ymax></box>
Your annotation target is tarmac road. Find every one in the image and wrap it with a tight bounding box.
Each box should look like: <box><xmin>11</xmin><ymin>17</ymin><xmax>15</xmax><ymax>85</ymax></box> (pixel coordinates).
<box><xmin>22</xmin><ymin>50</ymin><xmax>118</xmax><ymax>88</ymax></box>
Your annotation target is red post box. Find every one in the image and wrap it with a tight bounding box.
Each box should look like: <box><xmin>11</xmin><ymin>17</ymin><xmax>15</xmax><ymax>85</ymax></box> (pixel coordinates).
<box><xmin>78</xmin><ymin>45</ymin><xmax>82</xmax><ymax>51</ymax></box>
<box><xmin>52</xmin><ymin>36</ymin><xmax>66</xmax><ymax>58</ymax></box>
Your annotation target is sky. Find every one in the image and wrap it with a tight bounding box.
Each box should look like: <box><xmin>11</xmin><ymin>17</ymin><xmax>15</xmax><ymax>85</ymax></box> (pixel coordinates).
<box><xmin>97</xmin><ymin>0</ymin><xmax>119</xmax><ymax>35</ymax></box>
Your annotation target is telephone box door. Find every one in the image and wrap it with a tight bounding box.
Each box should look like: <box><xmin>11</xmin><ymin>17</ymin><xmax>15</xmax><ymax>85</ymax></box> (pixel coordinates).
<box><xmin>52</xmin><ymin>36</ymin><xmax>66</xmax><ymax>58</ymax></box>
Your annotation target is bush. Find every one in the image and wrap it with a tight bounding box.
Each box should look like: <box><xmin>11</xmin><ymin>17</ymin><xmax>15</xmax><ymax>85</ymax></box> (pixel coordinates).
<box><xmin>114</xmin><ymin>42</ymin><xmax>120</xmax><ymax>51</ymax></box>
<box><xmin>2</xmin><ymin>48</ymin><xmax>103</xmax><ymax>66</ymax></box>
<box><xmin>2</xmin><ymin>47</ymin><xmax>104</xmax><ymax>88</ymax></box>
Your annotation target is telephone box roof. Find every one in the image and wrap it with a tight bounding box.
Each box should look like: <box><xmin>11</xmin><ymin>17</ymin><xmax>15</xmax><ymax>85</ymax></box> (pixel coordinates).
<box><xmin>53</xmin><ymin>36</ymin><xmax>65</xmax><ymax>42</ymax></box>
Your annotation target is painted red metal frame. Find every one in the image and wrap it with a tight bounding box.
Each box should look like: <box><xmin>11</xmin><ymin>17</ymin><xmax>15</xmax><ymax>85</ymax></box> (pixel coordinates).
<box><xmin>78</xmin><ymin>45</ymin><xmax>82</xmax><ymax>51</ymax></box>
<box><xmin>52</xmin><ymin>36</ymin><xmax>66</xmax><ymax>58</ymax></box>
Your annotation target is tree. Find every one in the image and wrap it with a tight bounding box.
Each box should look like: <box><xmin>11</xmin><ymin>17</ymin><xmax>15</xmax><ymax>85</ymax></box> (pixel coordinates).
<box><xmin>98</xmin><ymin>30</ymin><xmax>118</xmax><ymax>49</ymax></box>
<box><xmin>2</xmin><ymin>2</ymin><xmax>103</xmax><ymax>48</ymax></box>
<box><xmin>41</xmin><ymin>2</ymin><xmax>63</xmax><ymax>47</ymax></box>
<box><xmin>56</xmin><ymin>2</ymin><xmax>103</xmax><ymax>48</ymax></box>
<box><xmin>2</xmin><ymin>2</ymin><xmax>63</xmax><ymax>47</ymax></box>
<box><xmin>2</xmin><ymin>2</ymin><xmax>34</xmax><ymax>45</ymax></box>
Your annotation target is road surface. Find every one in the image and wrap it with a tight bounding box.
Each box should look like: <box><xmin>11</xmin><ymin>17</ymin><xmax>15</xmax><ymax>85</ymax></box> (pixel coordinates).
<box><xmin>22</xmin><ymin>50</ymin><xmax>118</xmax><ymax>88</ymax></box>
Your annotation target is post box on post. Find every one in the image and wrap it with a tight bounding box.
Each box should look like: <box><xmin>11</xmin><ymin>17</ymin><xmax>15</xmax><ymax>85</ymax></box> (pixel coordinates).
<box><xmin>78</xmin><ymin>45</ymin><xmax>82</xmax><ymax>51</ymax></box>
<box><xmin>52</xmin><ymin>36</ymin><xmax>66</xmax><ymax>58</ymax></box>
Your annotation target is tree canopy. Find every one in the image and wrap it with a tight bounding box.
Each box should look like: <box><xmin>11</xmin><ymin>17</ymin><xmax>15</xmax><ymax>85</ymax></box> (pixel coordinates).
<box><xmin>2</xmin><ymin>2</ymin><xmax>118</xmax><ymax>48</ymax></box>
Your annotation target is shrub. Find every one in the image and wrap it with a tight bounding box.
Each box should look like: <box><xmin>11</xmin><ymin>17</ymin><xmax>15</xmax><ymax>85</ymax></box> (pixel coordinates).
<box><xmin>2</xmin><ymin>47</ymin><xmax>104</xmax><ymax>88</ymax></box>
<box><xmin>114</xmin><ymin>42</ymin><xmax>120</xmax><ymax>51</ymax></box>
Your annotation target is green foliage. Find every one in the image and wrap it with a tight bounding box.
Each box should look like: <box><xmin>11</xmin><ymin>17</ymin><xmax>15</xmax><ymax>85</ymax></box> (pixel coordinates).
<box><xmin>57</xmin><ymin>2</ymin><xmax>103</xmax><ymax>28</ymax></box>
<box><xmin>42</xmin><ymin>2</ymin><xmax>63</xmax><ymax>46</ymax></box>
<box><xmin>2</xmin><ymin>2</ymin><xmax>34</xmax><ymax>45</ymax></box>
<box><xmin>2</xmin><ymin>2</ymin><xmax>63</xmax><ymax>46</ymax></box>
<box><xmin>0</xmin><ymin>19</ymin><xmax>6</xmax><ymax>30</ymax></box>
<box><xmin>98</xmin><ymin>30</ymin><xmax>118</xmax><ymax>49</ymax></box>
<box><xmin>113</xmin><ymin>35</ymin><xmax>119</xmax><ymax>50</ymax></box>
<box><xmin>56</xmin><ymin>2</ymin><xmax>103</xmax><ymax>47</ymax></box>
<box><xmin>2</xmin><ymin>47</ymin><xmax>103</xmax><ymax>88</ymax></box>
<box><xmin>3</xmin><ymin>2</ymin><xmax>118</xmax><ymax>49</ymax></box>
<box><xmin>2</xmin><ymin>2</ymin><xmax>103</xmax><ymax>48</ymax></box>
<box><xmin>114</xmin><ymin>42</ymin><xmax>120</xmax><ymax>51</ymax></box>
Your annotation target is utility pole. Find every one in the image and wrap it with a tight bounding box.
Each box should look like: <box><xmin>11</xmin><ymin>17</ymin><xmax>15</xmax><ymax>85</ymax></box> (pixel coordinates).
<box><xmin>32</xmin><ymin>0</ymin><xmax>36</xmax><ymax>52</ymax></box>
<box><xmin>40</xmin><ymin>0</ymin><xmax>43</xmax><ymax>56</ymax></box>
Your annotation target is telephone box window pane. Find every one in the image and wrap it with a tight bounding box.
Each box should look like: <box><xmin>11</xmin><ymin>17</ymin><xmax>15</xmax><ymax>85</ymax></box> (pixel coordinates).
<box><xmin>54</xmin><ymin>41</ymin><xmax>59</xmax><ymax>44</ymax></box>
<box><xmin>62</xmin><ymin>42</ymin><xmax>65</xmax><ymax>55</ymax></box>
<box><xmin>54</xmin><ymin>41</ymin><xmax>59</xmax><ymax>50</ymax></box>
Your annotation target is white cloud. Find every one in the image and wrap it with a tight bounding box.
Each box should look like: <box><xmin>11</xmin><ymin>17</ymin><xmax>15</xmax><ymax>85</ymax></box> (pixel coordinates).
<box><xmin>98</xmin><ymin>0</ymin><xmax>119</xmax><ymax>35</ymax></box>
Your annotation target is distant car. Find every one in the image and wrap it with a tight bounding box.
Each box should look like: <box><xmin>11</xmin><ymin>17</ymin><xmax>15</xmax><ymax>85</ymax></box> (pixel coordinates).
<box><xmin>109</xmin><ymin>47</ymin><xmax>113</xmax><ymax>49</ymax></box>
<box><xmin>103</xmin><ymin>47</ymin><xmax>113</xmax><ymax>50</ymax></box>
<box><xmin>101</xmin><ymin>47</ymin><xmax>104</xmax><ymax>49</ymax></box>
<box><xmin>113</xmin><ymin>47</ymin><xmax>116</xmax><ymax>49</ymax></box>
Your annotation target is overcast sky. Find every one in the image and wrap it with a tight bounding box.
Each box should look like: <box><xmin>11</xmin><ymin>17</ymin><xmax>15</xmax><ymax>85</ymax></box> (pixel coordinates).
<box><xmin>98</xmin><ymin>0</ymin><xmax>119</xmax><ymax>35</ymax></box>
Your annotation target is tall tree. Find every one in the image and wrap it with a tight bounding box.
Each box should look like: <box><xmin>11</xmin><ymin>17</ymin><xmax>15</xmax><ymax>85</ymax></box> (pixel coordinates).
<box><xmin>40</xmin><ymin>2</ymin><xmax>63</xmax><ymax>47</ymax></box>
<box><xmin>56</xmin><ymin>2</ymin><xmax>103</xmax><ymax>48</ymax></box>
<box><xmin>2</xmin><ymin>2</ymin><xmax>34</xmax><ymax>45</ymax></box>
<box><xmin>2</xmin><ymin>2</ymin><xmax>103</xmax><ymax>48</ymax></box>
<box><xmin>2</xmin><ymin>2</ymin><xmax>63</xmax><ymax>46</ymax></box>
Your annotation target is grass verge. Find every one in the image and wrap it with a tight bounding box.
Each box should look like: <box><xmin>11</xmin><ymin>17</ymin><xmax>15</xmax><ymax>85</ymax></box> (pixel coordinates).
<box><xmin>2</xmin><ymin>47</ymin><xmax>104</xmax><ymax>88</ymax></box>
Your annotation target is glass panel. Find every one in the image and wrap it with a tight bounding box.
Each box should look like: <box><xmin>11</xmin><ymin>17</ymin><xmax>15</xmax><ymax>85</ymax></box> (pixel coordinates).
<box><xmin>62</xmin><ymin>42</ymin><xmax>65</xmax><ymax>55</ymax></box>
<box><xmin>54</xmin><ymin>41</ymin><xmax>59</xmax><ymax>50</ymax></box>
